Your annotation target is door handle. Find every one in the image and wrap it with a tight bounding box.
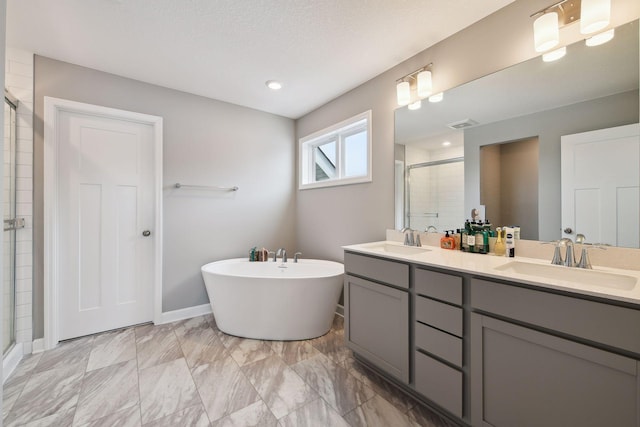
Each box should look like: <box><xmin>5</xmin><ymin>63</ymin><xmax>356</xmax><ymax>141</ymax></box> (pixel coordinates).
<box><xmin>142</xmin><ymin>230</ymin><xmax>151</xmax><ymax>237</ymax></box>
<box><xmin>563</xmin><ymin>227</ymin><xmax>573</xmax><ymax>234</ymax></box>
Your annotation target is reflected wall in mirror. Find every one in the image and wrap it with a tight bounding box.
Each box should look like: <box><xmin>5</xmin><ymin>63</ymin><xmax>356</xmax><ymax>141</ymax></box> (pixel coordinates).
<box><xmin>395</xmin><ymin>19</ymin><xmax>639</xmax><ymax>247</ymax></box>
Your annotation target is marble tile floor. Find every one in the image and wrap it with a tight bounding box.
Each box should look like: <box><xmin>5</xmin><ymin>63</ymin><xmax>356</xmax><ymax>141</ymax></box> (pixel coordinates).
<box><xmin>3</xmin><ymin>314</ymin><xmax>458</xmax><ymax>426</ymax></box>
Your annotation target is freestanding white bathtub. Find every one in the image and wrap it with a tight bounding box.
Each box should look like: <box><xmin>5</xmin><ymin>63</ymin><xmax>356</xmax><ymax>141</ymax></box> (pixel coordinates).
<box><xmin>201</xmin><ymin>258</ymin><xmax>344</xmax><ymax>340</ymax></box>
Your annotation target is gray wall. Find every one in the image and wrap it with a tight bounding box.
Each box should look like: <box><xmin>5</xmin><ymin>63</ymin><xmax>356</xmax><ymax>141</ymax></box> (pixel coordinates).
<box><xmin>295</xmin><ymin>0</ymin><xmax>638</xmax><ymax>261</ymax></box>
<box><xmin>465</xmin><ymin>90</ymin><xmax>638</xmax><ymax>242</ymax></box>
<box><xmin>33</xmin><ymin>56</ymin><xmax>295</xmax><ymax>338</ymax></box>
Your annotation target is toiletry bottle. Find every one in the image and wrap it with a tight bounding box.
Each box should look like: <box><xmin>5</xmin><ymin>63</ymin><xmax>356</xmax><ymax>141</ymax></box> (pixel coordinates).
<box><xmin>467</xmin><ymin>226</ymin><xmax>476</xmax><ymax>253</ymax></box>
<box><xmin>461</xmin><ymin>221</ymin><xmax>470</xmax><ymax>252</ymax></box>
<box><xmin>474</xmin><ymin>223</ymin><xmax>486</xmax><ymax>254</ymax></box>
<box><xmin>505</xmin><ymin>227</ymin><xmax>515</xmax><ymax>257</ymax></box>
<box><xmin>453</xmin><ymin>229</ymin><xmax>461</xmax><ymax>250</ymax></box>
<box><xmin>440</xmin><ymin>230</ymin><xmax>455</xmax><ymax>250</ymax></box>
<box><xmin>494</xmin><ymin>227</ymin><xmax>506</xmax><ymax>256</ymax></box>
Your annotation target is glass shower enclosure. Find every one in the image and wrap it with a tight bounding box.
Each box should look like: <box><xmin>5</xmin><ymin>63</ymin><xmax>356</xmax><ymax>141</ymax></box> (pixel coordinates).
<box><xmin>3</xmin><ymin>91</ymin><xmax>23</xmax><ymax>356</ymax></box>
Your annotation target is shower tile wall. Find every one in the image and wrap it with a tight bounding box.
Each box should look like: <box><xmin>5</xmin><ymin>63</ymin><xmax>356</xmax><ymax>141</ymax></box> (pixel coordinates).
<box><xmin>5</xmin><ymin>48</ymin><xmax>34</xmax><ymax>353</ymax></box>
<box><xmin>3</xmin><ymin>99</ymin><xmax>13</xmax><ymax>351</ymax></box>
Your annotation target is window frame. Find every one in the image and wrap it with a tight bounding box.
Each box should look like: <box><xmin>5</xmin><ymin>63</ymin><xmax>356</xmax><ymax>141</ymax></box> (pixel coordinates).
<box><xmin>299</xmin><ymin>110</ymin><xmax>372</xmax><ymax>190</ymax></box>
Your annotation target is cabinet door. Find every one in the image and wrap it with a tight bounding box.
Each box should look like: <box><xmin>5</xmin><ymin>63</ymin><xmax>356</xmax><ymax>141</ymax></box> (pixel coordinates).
<box><xmin>471</xmin><ymin>313</ymin><xmax>640</xmax><ymax>427</ymax></box>
<box><xmin>345</xmin><ymin>275</ymin><xmax>409</xmax><ymax>382</ymax></box>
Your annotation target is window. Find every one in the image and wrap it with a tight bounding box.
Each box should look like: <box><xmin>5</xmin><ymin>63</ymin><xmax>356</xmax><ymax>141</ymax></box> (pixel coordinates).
<box><xmin>299</xmin><ymin>110</ymin><xmax>372</xmax><ymax>189</ymax></box>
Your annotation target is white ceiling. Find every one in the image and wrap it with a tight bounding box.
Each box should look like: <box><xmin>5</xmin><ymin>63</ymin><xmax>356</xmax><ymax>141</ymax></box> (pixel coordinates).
<box><xmin>6</xmin><ymin>0</ymin><xmax>515</xmax><ymax>119</ymax></box>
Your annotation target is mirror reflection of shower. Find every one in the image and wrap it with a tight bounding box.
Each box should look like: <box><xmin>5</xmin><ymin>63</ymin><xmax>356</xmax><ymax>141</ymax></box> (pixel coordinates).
<box><xmin>404</xmin><ymin>157</ymin><xmax>464</xmax><ymax>232</ymax></box>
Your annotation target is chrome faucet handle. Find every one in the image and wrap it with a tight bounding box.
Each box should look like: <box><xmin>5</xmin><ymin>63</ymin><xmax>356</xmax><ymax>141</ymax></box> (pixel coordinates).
<box><xmin>415</xmin><ymin>233</ymin><xmax>422</xmax><ymax>247</ymax></box>
<box><xmin>269</xmin><ymin>251</ymin><xmax>276</xmax><ymax>262</ymax></box>
<box><xmin>294</xmin><ymin>252</ymin><xmax>302</xmax><ymax>263</ymax></box>
<box><xmin>542</xmin><ymin>241</ymin><xmax>563</xmax><ymax>265</ymax></box>
<box><xmin>577</xmin><ymin>244</ymin><xmax>606</xmax><ymax>269</ymax></box>
<box><xmin>575</xmin><ymin>233</ymin><xmax>586</xmax><ymax>244</ymax></box>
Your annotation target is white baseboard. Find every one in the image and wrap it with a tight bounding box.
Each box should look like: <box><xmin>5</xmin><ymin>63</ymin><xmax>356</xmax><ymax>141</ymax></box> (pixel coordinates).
<box><xmin>159</xmin><ymin>303</ymin><xmax>212</xmax><ymax>324</ymax></box>
<box><xmin>3</xmin><ymin>343</ymin><xmax>23</xmax><ymax>383</ymax></box>
<box><xmin>32</xmin><ymin>338</ymin><xmax>45</xmax><ymax>354</ymax></box>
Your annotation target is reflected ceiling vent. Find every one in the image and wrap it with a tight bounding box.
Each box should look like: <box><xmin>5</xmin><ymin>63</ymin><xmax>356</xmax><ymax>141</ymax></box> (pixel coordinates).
<box><xmin>447</xmin><ymin>118</ymin><xmax>478</xmax><ymax>130</ymax></box>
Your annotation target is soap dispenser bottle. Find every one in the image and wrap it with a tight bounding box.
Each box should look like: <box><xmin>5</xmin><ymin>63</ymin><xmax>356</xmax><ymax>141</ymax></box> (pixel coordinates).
<box><xmin>494</xmin><ymin>227</ymin><xmax>506</xmax><ymax>256</ymax></box>
<box><xmin>440</xmin><ymin>230</ymin><xmax>455</xmax><ymax>250</ymax></box>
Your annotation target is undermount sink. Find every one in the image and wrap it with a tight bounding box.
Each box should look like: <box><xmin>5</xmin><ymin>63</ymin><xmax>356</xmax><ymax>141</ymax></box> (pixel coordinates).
<box><xmin>363</xmin><ymin>243</ymin><xmax>431</xmax><ymax>256</ymax></box>
<box><xmin>494</xmin><ymin>261</ymin><xmax>637</xmax><ymax>290</ymax></box>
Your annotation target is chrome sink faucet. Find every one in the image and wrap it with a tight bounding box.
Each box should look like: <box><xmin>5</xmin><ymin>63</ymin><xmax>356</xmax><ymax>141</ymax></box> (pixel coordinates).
<box><xmin>276</xmin><ymin>248</ymin><xmax>287</xmax><ymax>263</ymax></box>
<box><xmin>401</xmin><ymin>227</ymin><xmax>421</xmax><ymax>246</ymax></box>
<box><xmin>562</xmin><ymin>238</ymin><xmax>576</xmax><ymax>267</ymax></box>
<box><xmin>401</xmin><ymin>227</ymin><xmax>415</xmax><ymax>246</ymax></box>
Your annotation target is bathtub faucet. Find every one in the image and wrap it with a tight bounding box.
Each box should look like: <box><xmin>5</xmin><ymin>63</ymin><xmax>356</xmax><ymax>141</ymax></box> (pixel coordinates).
<box><xmin>276</xmin><ymin>248</ymin><xmax>287</xmax><ymax>263</ymax></box>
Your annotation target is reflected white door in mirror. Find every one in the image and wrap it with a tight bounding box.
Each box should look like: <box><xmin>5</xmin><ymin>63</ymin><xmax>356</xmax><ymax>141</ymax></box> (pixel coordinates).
<box><xmin>561</xmin><ymin>123</ymin><xmax>640</xmax><ymax>248</ymax></box>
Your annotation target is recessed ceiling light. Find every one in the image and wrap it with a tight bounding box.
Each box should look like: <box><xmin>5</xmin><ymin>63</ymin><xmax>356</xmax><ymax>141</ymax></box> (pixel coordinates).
<box><xmin>266</xmin><ymin>80</ymin><xmax>282</xmax><ymax>90</ymax></box>
<box><xmin>442</xmin><ymin>141</ymin><xmax>451</xmax><ymax>147</ymax></box>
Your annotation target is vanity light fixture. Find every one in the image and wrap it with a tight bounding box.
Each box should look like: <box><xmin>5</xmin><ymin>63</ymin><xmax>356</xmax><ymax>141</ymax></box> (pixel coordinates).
<box><xmin>265</xmin><ymin>80</ymin><xmax>282</xmax><ymax>90</ymax></box>
<box><xmin>396</xmin><ymin>63</ymin><xmax>434</xmax><ymax>107</ymax></box>
<box><xmin>429</xmin><ymin>92</ymin><xmax>444</xmax><ymax>103</ymax></box>
<box><xmin>585</xmin><ymin>28</ymin><xmax>614</xmax><ymax>46</ymax></box>
<box><xmin>543</xmin><ymin>46</ymin><xmax>567</xmax><ymax>62</ymax></box>
<box><xmin>531</xmin><ymin>0</ymin><xmax>612</xmax><ymax>55</ymax></box>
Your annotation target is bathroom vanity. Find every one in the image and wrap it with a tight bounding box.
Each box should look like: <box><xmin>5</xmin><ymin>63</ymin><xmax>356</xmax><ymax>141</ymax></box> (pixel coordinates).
<box><xmin>342</xmin><ymin>242</ymin><xmax>640</xmax><ymax>427</ymax></box>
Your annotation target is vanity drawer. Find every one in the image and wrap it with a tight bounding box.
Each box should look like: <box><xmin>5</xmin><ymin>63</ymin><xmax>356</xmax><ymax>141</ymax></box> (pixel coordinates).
<box><xmin>415</xmin><ymin>350</ymin><xmax>463</xmax><ymax>417</ymax></box>
<box><xmin>415</xmin><ymin>268</ymin><xmax>462</xmax><ymax>305</ymax></box>
<box><xmin>416</xmin><ymin>296</ymin><xmax>463</xmax><ymax>337</ymax></box>
<box><xmin>415</xmin><ymin>322</ymin><xmax>462</xmax><ymax>367</ymax></box>
<box><xmin>471</xmin><ymin>278</ymin><xmax>640</xmax><ymax>355</ymax></box>
<box><xmin>345</xmin><ymin>252</ymin><xmax>409</xmax><ymax>289</ymax></box>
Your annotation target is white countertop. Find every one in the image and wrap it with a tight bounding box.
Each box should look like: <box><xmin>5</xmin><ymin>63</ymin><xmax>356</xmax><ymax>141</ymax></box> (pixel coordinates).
<box><xmin>342</xmin><ymin>241</ymin><xmax>640</xmax><ymax>306</ymax></box>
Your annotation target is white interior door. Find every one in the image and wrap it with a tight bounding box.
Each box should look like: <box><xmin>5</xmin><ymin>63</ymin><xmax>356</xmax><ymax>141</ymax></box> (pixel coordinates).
<box><xmin>57</xmin><ymin>108</ymin><xmax>156</xmax><ymax>340</ymax></box>
<box><xmin>561</xmin><ymin>123</ymin><xmax>640</xmax><ymax>248</ymax></box>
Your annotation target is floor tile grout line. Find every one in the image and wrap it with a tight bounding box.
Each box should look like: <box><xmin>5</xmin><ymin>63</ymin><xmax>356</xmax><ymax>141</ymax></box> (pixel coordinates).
<box><xmin>176</xmin><ymin>323</ymin><xmax>215</xmax><ymax>426</ymax></box>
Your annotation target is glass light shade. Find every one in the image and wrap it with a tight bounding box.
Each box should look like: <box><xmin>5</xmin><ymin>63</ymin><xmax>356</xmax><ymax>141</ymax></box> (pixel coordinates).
<box><xmin>581</xmin><ymin>0</ymin><xmax>610</xmax><ymax>34</ymax></box>
<box><xmin>542</xmin><ymin>46</ymin><xmax>566</xmax><ymax>62</ymax></box>
<box><xmin>586</xmin><ymin>28</ymin><xmax>615</xmax><ymax>46</ymax></box>
<box><xmin>416</xmin><ymin>70</ymin><xmax>432</xmax><ymax>98</ymax></box>
<box><xmin>408</xmin><ymin>100</ymin><xmax>422</xmax><ymax>110</ymax></box>
<box><xmin>428</xmin><ymin>92</ymin><xmax>443</xmax><ymax>103</ymax></box>
<box><xmin>396</xmin><ymin>81</ymin><xmax>411</xmax><ymax>106</ymax></box>
<box><xmin>534</xmin><ymin>12</ymin><xmax>559</xmax><ymax>52</ymax></box>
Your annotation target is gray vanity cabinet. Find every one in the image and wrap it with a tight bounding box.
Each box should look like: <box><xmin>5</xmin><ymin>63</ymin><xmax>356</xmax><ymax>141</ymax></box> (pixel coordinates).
<box><xmin>471</xmin><ymin>278</ymin><xmax>640</xmax><ymax>427</ymax></box>
<box><xmin>414</xmin><ymin>268</ymin><xmax>464</xmax><ymax>418</ymax></box>
<box><xmin>344</xmin><ymin>253</ymin><xmax>409</xmax><ymax>382</ymax></box>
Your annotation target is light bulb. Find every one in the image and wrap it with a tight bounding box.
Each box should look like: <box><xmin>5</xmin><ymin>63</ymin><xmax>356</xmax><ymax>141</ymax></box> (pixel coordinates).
<box><xmin>408</xmin><ymin>100</ymin><xmax>422</xmax><ymax>110</ymax></box>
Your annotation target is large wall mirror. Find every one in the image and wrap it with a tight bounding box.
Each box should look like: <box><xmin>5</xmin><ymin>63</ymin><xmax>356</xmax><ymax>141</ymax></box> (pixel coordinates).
<box><xmin>395</xmin><ymin>19</ymin><xmax>639</xmax><ymax>247</ymax></box>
